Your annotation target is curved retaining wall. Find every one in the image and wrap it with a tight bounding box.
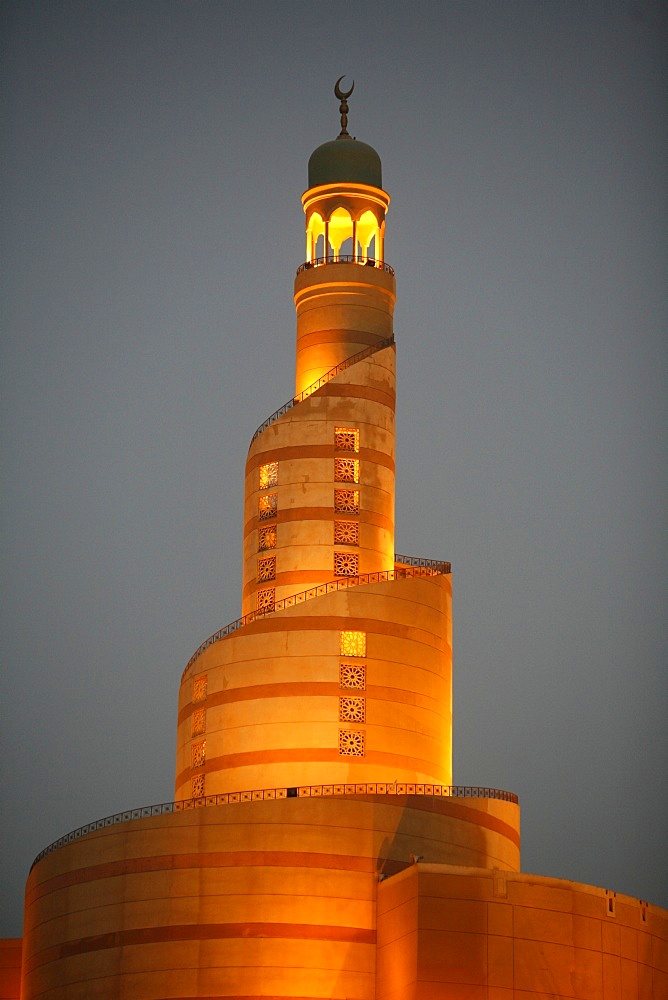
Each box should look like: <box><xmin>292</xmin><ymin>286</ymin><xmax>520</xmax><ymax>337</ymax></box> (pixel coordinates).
<box><xmin>21</xmin><ymin>793</ymin><xmax>520</xmax><ymax>1000</ymax></box>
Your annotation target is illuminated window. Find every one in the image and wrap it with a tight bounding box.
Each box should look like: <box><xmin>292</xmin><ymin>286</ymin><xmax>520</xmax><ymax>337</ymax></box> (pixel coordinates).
<box><xmin>191</xmin><ymin>740</ymin><xmax>206</xmax><ymax>768</ymax></box>
<box><xmin>335</xmin><ymin>427</ymin><xmax>359</xmax><ymax>452</ymax></box>
<box><xmin>192</xmin><ymin>675</ymin><xmax>207</xmax><ymax>703</ymax></box>
<box><xmin>258</xmin><ymin>525</ymin><xmax>277</xmax><ymax>550</ymax></box>
<box><xmin>340</xmin><ymin>630</ymin><xmax>366</xmax><ymax>657</ymax></box>
<box><xmin>340</xmin><ymin>697</ymin><xmax>365</xmax><ymax>722</ymax></box>
<box><xmin>259</xmin><ymin>494</ymin><xmax>278</xmax><ymax>520</ymax></box>
<box><xmin>340</xmin><ymin>663</ymin><xmax>366</xmax><ymax>690</ymax></box>
<box><xmin>259</xmin><ymin>461</ymin><xmax>279</xmax><ymax>489</ymax></box>
<box><xmin>192</xmin><ymin>708</ymin><xmax>206</xmax><ymax>736</ymax></box>
<box><xmin>335</xmin><ymin>458</ymin><xmax>359</xmax><ymax>483</ymax></box>
<box><xmin>334</xmin><ymin>520</ymin><xmax>359</xmax><ymax>545</ymax></box>
<box><xmin>257</xmin><ymin>556</ymin><xmax>276</xmax><ymax>582</ymax></box>
<box><xmin>257</xmin><ymin>588</ymin><xmax>275</xmax><ymax>611</ymax></box>
<box><xmin>339</xmin><ymin>729</ymin><xmax>365</xmax><ymax>756</ymax></box>
<box><xmin>191</xmin><ymin>774</ymin><xmax>205</xmax><ymax>798</ymax></box>
<box><xmin>334</xmin><ymin>489</ymin><xmax>359</xmax><ymax>513</ymax></box>
<box><xmin>334</xmin><ymin>551</ymin><xmax>359</xmax><ymax>576</ymax></box>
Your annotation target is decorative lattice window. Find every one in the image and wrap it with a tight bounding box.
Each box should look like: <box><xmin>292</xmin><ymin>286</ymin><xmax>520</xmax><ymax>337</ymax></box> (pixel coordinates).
<box><xmin>191</xmin><ymin>708</ymin><xmax>206</xmax><ymax>736</ymax></box>
<box><xmin>340</xmin><ymin>663</ymin><xmax>366</xmax><ymax>690</ymax></box>
<box><xmin>340</xmin><ymin>697</ymin><xmax>365</xmax><ymax>722</ymax></box>
<box><xmin>335</xmin><ymin>427</ymin><xmax>359</xmax><ymax>452</ymax></box>
<box><xmin>257</xmin><ymin>556</ymin><xmax>276</xmax><ymax>582</ymax></box>
<box><xmin>334</xmin><ymin>520</ymin><xmax>359</xmax><ymax>545</ymax></box>
<box><xmin>257</xmin><ymin>588</ymin><xmax>275</xmax><ymax>611</ymax></box>
<box><xmin>340</xmin><ymin>630</ymin><xmax>366</xmax><ymax>657</ymax></box>
<box><xmin>339</xmin><ymin>729</ymin><xmax>365</xmax><ymax>756</ymax></box>
<box><xmin>259</xmin><ymin>461</ymin><xmax>279</xmax><ymax>489</ymax></box>
<box><xmin>334</xmin><ymin>489</ymin><xmax>359</xmax><ymax>514</ymax></box>
<box><xmin>335</xmin><ymin>458</ymin><xmax>360</xmax><ymax>483</ymax></box>
<box><xmin>258</xmin><ymin>525</ymin><xmax>277</xmax><ymax>550</ymax></box>
<box><xmin>259</xmin><ymin>494</ymin><xmax>278</xmax><ymax>520</ymax></box>
<box><xmin>334</xmin><ymin>551</ymin><xmax>359</xmax><ymax>576</ymax></box>
<box><xmin>191</xmin><ymin>740</ymin><xmax>206</xmax><ymax>768</ymax></box>
<box><xmin>191</xmin><ymin>774</ymin><xmax>205</xmax><ymax>798</ymax></box>
<box><xmin>192</xmin><ymin>675</ymin><xmax>207</xmax><ymax>703</ymax></box>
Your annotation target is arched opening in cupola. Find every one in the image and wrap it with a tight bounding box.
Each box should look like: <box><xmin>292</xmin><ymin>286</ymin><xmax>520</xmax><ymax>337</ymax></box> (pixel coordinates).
<box><xmin>357</xmin><ymin>209</ymin><xmax>384</xmax><ymax>263</ymax></box>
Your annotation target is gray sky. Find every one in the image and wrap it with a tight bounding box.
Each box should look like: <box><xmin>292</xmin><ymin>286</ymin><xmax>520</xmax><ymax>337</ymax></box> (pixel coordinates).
<box><xmin>2</xmin><ymin>1</ymin><xmax>666</xmax><ymax>936</ymax></box>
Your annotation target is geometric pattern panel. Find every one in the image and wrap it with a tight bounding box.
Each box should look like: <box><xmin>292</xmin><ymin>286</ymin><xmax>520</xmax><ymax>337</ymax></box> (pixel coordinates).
<box><xmin>259</xmin><ymin>461</ymin><xmax>279</xmax><ymax>489</ymax></box>
<box><xmin>340</xmin><ymin>696</ymin><xmax>365</xmax><ymax>722</ymax></box>
<box><xmin>258</xmin><ymin>524</ymin><xmax>277</xmax><ymax>550</ymax></box>
<box><xmin>334</xmin><ymin>551</ymin><xmax>359</xmax><ymax>576</ymax></box>
<box><xmin>334</xmin><ymin>489</ymin><xmax>359</xmax><ymax>514</ymax></box>
<box><xmin>192</xmin><ymin>675</ymin><xmax>207</xmax><ymax>703</ymax></box>
<box><xmin>340</xmin><ymin>630</ymin><xmax>366</xmax><ymax>658</ymax></box>
<box><xmin>257</xmin><ymin>588</ymin><xmax>275</xmax><ymax>611</ymax></box>
<box><xmin>191</xmin><ymin>740</ymin><xmax>206</xmax><ymax>768</ymax></box>
<box><xmin>335</xmin><ymin>427</ymin><xmax>359</xmax><ymax>452</ymax></box>
<box><xmin>334</xmin><ymin>458</ymin><xmax>360</xmax><ymax>483</ymax></box>
<box><xmin>257</xmin><ymin>556</ymin><xmax>276</xmax><ymax>581</ymax></box>
<box><xmin>334</xmin><ymin>520</ymin><xmax>359</xmax><ymax>545</ymax></box>
<box><xmin>338</xmin><ymin>729</ymin><xmax>365</xmax><ymax>756</ymax></box>
<box><xmin>340</xmin><ymin>663</ymin><xmax>366</xmax><ymax>690</ymax></box>
<box><xmin>191</xmin><ymin>708</ymin><xmax>206</xmax><ymax>736</ymax></box>
<box><xmin>191</xmin><ymin>773</ymin><xmax>205</xmax><ymax>798</ymax></box>
<box><xmin>258</xmin><ymin>493</ymin><xmax>278</xmax><ymax>520</ymax></box>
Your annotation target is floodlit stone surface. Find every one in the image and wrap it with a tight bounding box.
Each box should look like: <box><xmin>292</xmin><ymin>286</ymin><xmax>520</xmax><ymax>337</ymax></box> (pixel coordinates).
<box><xmin>21</xmin><ymin>798</ymin><xmax>518</xmax><ymax>998</ymax></box>
<box><xmin>376</xmin><ymin>865</ymin><xmax>668</xmax><ymax>1000</ymax></box>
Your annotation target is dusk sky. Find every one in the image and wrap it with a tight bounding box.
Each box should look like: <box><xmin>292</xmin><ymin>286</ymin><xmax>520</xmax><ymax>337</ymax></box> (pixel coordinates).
<box><xmin>2</xmin><ymin>1</ymin><xmax>666</xmax><ymax>935</ymax></box>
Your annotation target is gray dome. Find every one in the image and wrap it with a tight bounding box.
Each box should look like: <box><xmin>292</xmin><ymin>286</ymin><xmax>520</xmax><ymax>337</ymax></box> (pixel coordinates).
<box><xmin>308</xmin><ymin>136</ymin><xmax>382</xmax><ymax>189</ymax></box>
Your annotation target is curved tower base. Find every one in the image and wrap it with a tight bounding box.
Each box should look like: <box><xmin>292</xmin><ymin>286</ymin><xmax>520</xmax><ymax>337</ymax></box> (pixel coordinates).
<box><xmin>21</xmin><ymin>792</ymin><xmax>520</xmax><ymax>999</ymax></box>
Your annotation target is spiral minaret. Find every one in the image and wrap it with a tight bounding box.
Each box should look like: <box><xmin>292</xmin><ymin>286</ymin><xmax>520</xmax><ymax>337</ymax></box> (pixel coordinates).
<box><xmin>176</xmin><ymin>85</ymin><xmax>453</xmax><ymax>799</ymax></box>
<box><xmin>20</xmin><ymin>84</ymin><xmax>663</xmax><ymax>1000</ymax></box>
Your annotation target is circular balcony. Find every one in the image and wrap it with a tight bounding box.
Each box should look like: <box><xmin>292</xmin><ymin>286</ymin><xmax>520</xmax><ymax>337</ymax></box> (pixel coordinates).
<box><xmin>296</xmin><ymin>254</ymin><xmax>394</xmax><ymax>276</ymax></box>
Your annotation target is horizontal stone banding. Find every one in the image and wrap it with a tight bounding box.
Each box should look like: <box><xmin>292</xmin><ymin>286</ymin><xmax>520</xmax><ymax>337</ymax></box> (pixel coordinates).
<box><xmin>26</xmin><ymin>849</ymin><xmax>374</xmax><ymax>908</ymax></box>
<box><xmin>246</xmin><ymin>445</ymin><xmax>395</xmax><ymax>474</ymax></box>
<box><xmin>175</xmin><ymin>747</ymin><xmax>448</xmax><ymax>791</ymax></box>
<box><xmin>242</xmin><ymin>567</ymin><xmax>400</xmax><ymax>601</ymax></box>
<box><xmin>316</xmin><ymin>382</ymin><xmax>394</xmax><ymax>407</ymax></box>
<box><xmin>26</xmin><ymin>919</ymin><xmax>376</xmax><ymax>972</ymax></box>
<box><xmin>296</xmin><ymin>328</ymin><xmax>385</xmax><ymax>351</ymax></box>
<box><xmin>244</xmin><ymin>506</ymin><xmax>393</xmax><ymax>535</ymax></box>
<box><xmin>236</xmin><ymin>614</ymin><xmax>447</xmax><ymax>646</ymax></box>
<box><xmin>178</xmin><ymin>682</ymin><xmax>446</xmax><ymax>726</ymax></box>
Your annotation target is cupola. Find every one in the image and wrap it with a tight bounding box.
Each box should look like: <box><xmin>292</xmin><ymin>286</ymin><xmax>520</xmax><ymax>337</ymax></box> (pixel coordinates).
<box><xmin>301</xmin><ymin>78</ymin><xmax>390</xmax><ymax>268</ymax></box>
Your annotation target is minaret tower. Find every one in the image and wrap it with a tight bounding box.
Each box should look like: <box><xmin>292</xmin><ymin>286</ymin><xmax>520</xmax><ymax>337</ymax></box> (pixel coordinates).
<box><xmin>176</xmin><ymin>81</ymin><xmax>453</xmax><ymax>797</ymax></box>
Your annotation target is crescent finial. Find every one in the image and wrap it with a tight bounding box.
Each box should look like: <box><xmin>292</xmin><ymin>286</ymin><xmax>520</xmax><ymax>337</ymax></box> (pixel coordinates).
<box><xmin>334</xmin><ymin>76</ymin><xmax>354</xmax><ymax>101</ymax></box>
<box><xmin>334</xmin><ymin>76</ymin><xmax>354</xmax><ymax>137</ymax></box>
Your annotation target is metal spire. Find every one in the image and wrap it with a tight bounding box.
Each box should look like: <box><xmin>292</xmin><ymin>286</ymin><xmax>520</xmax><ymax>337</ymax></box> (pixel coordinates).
<box><xmin>334</xmin><ymin>76</ymin><xmax>354</xmax><ymax>138</ymax></box>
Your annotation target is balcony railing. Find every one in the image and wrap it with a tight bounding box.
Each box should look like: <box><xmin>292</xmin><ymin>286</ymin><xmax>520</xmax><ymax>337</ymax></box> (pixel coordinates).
<box><xmin>250</xmin><ymin>335</ymin><xmax>395</xmax><ymax>444</ymax></box>
<box><xmin>30</xmin><ymin>782</ymin><xmax>518</xmax><ymax>871</ymax></box>
<box><xmin>296</xmin><ymin>254</ymin><xmax>394</xmax><ymax>275</ymax></box>
<box><xmin>182</xmin><ymin>557</ymin><xmax>451</xmax><ymax>678</ymax></box>
<box><xmin>395</xmin><ymin>553</ymin><xmax>451</xmax><ymax>574</ymax></box>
